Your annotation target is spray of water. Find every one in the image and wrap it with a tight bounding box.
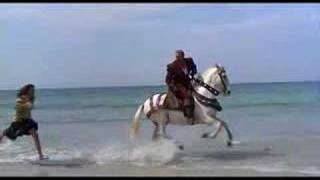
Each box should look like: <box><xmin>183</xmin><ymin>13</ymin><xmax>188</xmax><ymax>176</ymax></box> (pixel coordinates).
<box><xmin>93</xmin><ymin>138</ymin><xmax>181</xmax><ymax>166</ymax></box>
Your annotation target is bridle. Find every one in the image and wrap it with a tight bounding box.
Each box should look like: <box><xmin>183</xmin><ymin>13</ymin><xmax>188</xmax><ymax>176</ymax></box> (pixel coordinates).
<box><xmin>192</xmin><ymin>77</ymin><xmax>220</xmax><ymax>96</ymax></box>
<box><xmin>190</xmin><ymin>68</ymin><xmax>228</xmax><ymax>112</ymax></box>
<box><xmin>192</xmin><ymin>67</ymin><xmax>229</xmax><ymax>96</ymax></box>
<box><xmin>217</xmin><ymin>68</ymin><xmax>228</xmax><ymax>95</ymax></box>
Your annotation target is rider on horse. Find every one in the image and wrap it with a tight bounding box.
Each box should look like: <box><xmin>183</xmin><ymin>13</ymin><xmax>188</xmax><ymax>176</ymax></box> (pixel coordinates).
<box><xmin>165</xmin><ymin>50</ymin><xmax>198</xmax><ymax>122</ymax></box>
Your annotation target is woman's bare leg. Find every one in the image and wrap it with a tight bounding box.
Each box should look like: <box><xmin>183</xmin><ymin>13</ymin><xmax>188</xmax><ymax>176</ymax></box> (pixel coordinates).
<box><xmin>29</xmin><ymin>129</ymin><xmax>45</xmax><ymax>160</ymax></box>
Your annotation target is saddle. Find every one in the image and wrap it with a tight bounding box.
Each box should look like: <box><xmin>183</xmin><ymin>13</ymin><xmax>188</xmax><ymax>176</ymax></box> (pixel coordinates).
<box><xmin>146</xmin><ymin>90</ymin><xmax>190</xmax><ymax>119</ymax></box>
<box><xmin>146</xmin><ymin>89</ymin><xmax>222</xmax><ymax>122</ymax></box>
<box><xmin>165</xmin><ymin>89</ymin><xmax>223</xmax><ymax>112</ymax></box>
<box><xmin>165</xmin><ymin>90</ymin><xmax>196</xmax><ymax>124</ymax></box>
<box><xmin>163</xmin><ymin>90</ymin><xmax>182</xmax><ymax>110</ymax></box>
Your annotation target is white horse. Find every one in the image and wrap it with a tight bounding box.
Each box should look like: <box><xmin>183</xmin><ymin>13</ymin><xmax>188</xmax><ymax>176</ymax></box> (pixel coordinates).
<box><xmin>129</xmin><ymin>64</ymin><xmax>234</xmax><ymax>149</ymax></box>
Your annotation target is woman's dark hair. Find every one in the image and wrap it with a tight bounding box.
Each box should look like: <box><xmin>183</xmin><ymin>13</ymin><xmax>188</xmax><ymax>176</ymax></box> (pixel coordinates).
<box><xmin>17</xmin><ymin>84</ymin><xmax>35</xmax><ymax>100</ymax></box>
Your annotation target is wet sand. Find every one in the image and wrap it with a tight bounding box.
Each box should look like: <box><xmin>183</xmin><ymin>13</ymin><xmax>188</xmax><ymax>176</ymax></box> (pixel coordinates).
<box><xmin>0</xmin><ymin>163</ymin><xmax>312</xmax><ymax>177</ymax></box>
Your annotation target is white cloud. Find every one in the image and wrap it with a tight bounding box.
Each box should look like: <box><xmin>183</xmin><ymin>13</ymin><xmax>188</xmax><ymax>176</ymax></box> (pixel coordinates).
<box><xmin>1</xmin><ymin>4</ymin><xmax>319</xmax><ymax>88</ymax></box>
<box><xmin>0</xmin><ymin>4</ymin><xmax>185</xmax><ymax>28</ymax></box>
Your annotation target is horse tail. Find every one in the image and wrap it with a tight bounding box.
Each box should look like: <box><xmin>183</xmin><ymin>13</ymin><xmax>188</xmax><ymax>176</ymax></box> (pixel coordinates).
<box><xmin>129</xmin><ymin>104</ymin><xmax>145</xmax><ymax>139</ymax></box>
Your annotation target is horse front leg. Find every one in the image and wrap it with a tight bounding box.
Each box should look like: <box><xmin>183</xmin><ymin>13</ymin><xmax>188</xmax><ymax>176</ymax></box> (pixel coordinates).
<box><xmin>202</xmin><ymin>121</ymin><xmax>223</xmax><ymax>139</ymax></box>
<box><xmin>202</xmin><ymin>116</ymin><xmax>234</xmax><ymax>147</ymax></box>
<box><xmin>215</xmin><ymin>117</ymin><xmax>234</xmax><ymax>147</ymax></box>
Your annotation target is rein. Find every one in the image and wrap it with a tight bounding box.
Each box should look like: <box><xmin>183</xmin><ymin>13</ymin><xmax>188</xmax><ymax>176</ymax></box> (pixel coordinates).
<box><xmin>191</xmin><ymin>75</ymin><xmax>224</xmax><ymax>111</ymax></box>
<box><xmin>193</xmin><ymin>89</ymin><xmax>222</xmax><ymax>111</ymax></box>
<box><xmin>192</xmin><ymin>77</ymin><xmax>220</xmax><ymax>96</ymax></box>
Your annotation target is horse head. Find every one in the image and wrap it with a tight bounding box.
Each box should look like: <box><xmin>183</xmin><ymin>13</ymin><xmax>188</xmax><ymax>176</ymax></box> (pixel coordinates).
<box><xmin>201</xmin><ymin>64</ymin><xmax>231</xmax><ymax>96</ymax></box>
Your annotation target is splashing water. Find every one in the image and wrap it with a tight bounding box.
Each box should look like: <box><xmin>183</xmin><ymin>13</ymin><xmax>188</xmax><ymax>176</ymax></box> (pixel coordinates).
<box><xmin>93</xmin><ymin>139</ymin><xmax>181</xmax><ymax>166</ymax></box>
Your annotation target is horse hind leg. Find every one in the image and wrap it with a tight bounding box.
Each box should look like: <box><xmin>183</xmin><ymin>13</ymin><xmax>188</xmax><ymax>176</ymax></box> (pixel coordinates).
<box><xmin>153</xmin><ymin>120</ymin><xmax>184</xmax><ymax>150</ymax></box>
<box><xmin>151</xmin><ymin>113</ymin><xmax>169</xmax><ymax>141</ymax></box>
<box><xmin>162</xmin><ymin>122</ymin><xmax>184</xmax><ymax>150</ymax></box>
<box><xmin>152</xmin><ymin>122</ymin><xmax>160</xmax><ymax>141</ymax></box>
<box><xmin>151</xmin><ymin>119</ymin><xmax>168</xmax><ymax>141</ymax></box>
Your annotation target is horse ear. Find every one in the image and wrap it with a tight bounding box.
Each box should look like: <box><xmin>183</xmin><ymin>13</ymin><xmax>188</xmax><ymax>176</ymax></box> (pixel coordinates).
<box><xmin>215</xmin><ymin>63</ymin><xmax>219</xmax><ymax>68</ymax></box>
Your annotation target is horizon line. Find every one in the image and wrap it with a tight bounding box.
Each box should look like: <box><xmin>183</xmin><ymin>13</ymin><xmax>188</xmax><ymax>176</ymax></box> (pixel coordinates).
<box><xmin>0</xmin><ymin>80</ymin><xmax>319</xmax><ymax>91</ymax></box>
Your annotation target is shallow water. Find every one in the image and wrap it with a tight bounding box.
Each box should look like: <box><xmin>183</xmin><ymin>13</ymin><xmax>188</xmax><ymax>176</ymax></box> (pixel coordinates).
<box><xmin>0</xmin><ymin>82</ymin><xmax>320</xmax><ymax>176</ymax></box>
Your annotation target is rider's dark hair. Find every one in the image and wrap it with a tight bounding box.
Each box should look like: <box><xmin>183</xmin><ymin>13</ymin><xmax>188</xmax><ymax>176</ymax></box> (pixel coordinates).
<box><xmin>175</xmin><ymin>50</ymin><xmax>185</xmax><ymax>56</ymax></box>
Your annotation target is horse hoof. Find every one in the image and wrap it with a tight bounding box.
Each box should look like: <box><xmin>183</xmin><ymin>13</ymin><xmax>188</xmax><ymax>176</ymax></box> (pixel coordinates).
<box><xmin>202</xmin><ymin>133</ymin><xmax>209</xmax><ymax>138</ymax></box>
<box><xmin>178</xmin><ymin>145</ymin><xmax>184</xmax><ymax>150</ymax></box>
<box><xmin>227</xmin><ymin>141</ymin><xmax>233</xmax><ymax>147</ymax></box>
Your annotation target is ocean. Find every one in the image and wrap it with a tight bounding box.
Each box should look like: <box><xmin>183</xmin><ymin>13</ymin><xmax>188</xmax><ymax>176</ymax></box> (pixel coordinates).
<box><xmin>0</xmin><ymin>81</ymin><xmax>320</xmax><ymax>176</ymax></box>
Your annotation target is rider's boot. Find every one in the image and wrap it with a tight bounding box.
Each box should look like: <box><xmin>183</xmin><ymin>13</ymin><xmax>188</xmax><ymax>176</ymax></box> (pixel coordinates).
<box><xmin>183</xmin><ymin>92</ymin><xmax>195</xmax><ymax>124</ymax></box>
<box><xmin>183</xmin><ymin>106</ymin><xmax>193</xmax><ymax>124</ymax></box>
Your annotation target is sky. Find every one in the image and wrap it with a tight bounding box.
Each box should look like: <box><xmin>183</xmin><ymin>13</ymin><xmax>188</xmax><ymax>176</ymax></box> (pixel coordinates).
<box><xmin>0</xmin><ymin>3</ymin><xmax>319</xmax><ymax>89</ymax></box>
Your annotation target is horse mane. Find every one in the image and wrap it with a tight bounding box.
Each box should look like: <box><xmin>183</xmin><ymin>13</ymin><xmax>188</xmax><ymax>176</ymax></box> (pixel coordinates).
<box><xmin>201</xmin><ymin>66</ymin><xmax>219</xmax><ymax>83</ymax></box>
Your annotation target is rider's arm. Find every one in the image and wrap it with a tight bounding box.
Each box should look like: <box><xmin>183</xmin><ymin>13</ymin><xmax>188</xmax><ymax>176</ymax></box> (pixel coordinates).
<box><xmin>186</xmin><ymin>58</ymin><xmax>198</xmax><ymax>78</ymax></box>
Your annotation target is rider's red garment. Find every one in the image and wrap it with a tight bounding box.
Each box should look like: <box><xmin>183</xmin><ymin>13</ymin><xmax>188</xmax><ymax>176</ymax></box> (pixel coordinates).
<box><xmin>165</xmin><ymin>58</ymin><xmax>197</xmax><ymax>100</ymax></box>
